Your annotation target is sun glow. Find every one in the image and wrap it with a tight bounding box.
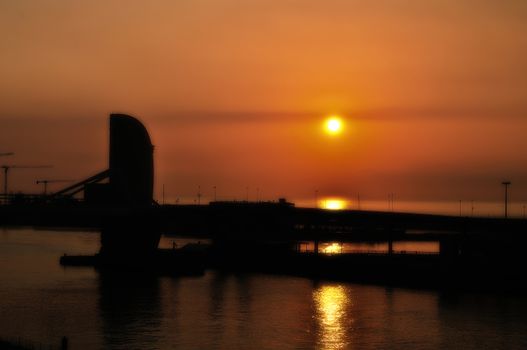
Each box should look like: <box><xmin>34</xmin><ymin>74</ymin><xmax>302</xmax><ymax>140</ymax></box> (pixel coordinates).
<box><xmin>324</xmin><ymin>116</ymin><xmax>343</xmax><ymax>135</ymax></box>
<box><xmin>322</xmin><ymin>199</ymin><xmax>347</xmax><ymax>210</ymax></box>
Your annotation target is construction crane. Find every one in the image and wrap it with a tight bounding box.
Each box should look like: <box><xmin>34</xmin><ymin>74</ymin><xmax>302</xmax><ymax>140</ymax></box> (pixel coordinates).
<box><xmin>36</xmin><ymin>179</ymin><xmax>72</xmax><ymax>195</ymax></box>
<box><xmin>2</xmin><ymin>165</ymin><xmax>53</xmax><ymax>196</ymax></box>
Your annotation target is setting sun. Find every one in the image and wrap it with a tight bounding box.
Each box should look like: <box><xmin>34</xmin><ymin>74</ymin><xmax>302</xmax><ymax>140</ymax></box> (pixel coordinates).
<box><xmin>324</xmin><ymin>116</ymin><xmax>343</xmax><ymax>135</ymax></box>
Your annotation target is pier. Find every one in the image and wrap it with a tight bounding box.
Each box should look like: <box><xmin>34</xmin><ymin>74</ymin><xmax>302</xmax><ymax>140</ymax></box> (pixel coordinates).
<box><xmin>2</xmin><ymin>114</ymin><xmax>527</xmax><ymax>291</ymax></box>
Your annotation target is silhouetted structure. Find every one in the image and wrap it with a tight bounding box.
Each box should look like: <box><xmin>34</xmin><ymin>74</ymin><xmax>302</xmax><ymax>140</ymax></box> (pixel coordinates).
<box><xmin>3</xmin><ymin>114</ymin><xmax>527</xmax><ymax>290</ymax></box>
<box><xmin>108</xmin><ymin>114</ymin><xmax>154</xmax><ymax>206</ymax></box>
<box><xmin>2</xmin><ymin>165</ymin><xmax>52</xmax><ymax>199</ymax></box>
<box><xmin>36</xmin><ymin>179</ymin><xmax>71</xmax><ymax>195</ymax></box>
<box><xmin>52</xmin><ymin>114</ymin><xmax>154</xmax><ymax>208</ymax></box>
<box><xmin>53</xmin><ymin>114</ymin><xmax>160</xmax><ymax>261</ymax></box>
<box><xmin>502</xmin><ymin>181</ymin><xmax>511</xmax><ymax>218</ymax></box>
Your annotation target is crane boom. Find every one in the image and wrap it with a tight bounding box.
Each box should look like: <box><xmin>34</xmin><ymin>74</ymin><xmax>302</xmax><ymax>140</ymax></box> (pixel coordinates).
<box><xmin>2</xmin><ymin>165</ymin><xmax>53</xmax><ymax>197</ymax></box>
<box><xmin>36</xmin><ymin>179</ymin><xmax>72</xmax><ymax>195</ymax></box>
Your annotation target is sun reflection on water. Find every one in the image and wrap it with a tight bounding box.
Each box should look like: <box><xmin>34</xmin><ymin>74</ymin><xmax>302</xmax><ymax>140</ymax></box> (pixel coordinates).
<box><xmin>314</xmin><ymin>285</ymin><xmax>351</xmax><ymax>349</ymax></box>
<box><xmin>322</xmin><ymin>242</ymin><xmax>343</xmax><ymax>254</ymax></box>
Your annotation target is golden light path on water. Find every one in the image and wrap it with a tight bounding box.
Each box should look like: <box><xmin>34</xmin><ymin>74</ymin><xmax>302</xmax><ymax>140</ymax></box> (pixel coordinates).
<box><xmin>322</xmin><ymin>242</ymin><xmax>343</xmax><ymax>254</ymax></box>
<box><xmin>314</xmin><ymin>285</ymin><xmax>352</xmax><ymax>349</ymax></box>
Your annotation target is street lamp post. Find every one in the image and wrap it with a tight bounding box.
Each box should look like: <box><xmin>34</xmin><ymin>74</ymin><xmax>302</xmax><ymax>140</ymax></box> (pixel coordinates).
<box><xmin>502</xmin><ymin>181</ymin><xmax>511</xmax><ymax>218</ymax></box>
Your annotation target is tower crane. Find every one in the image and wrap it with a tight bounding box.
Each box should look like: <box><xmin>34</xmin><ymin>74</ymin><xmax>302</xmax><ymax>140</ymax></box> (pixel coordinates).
<box><xmin>2</xmin><ymin>165</ymin><xmax>53</xmax><ymax>196</ymax></box>
<box><xmin>36</xmin><ymin>179</ymin><xmax>72</xmax><ymax>195</ymax></box>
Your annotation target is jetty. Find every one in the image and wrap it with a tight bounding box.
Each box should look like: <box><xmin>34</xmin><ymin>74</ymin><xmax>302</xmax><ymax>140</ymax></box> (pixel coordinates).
<box><xmin>1</xmin><ymin>114</ymin><xmax>527</xmax><ymax>291</ymax></box>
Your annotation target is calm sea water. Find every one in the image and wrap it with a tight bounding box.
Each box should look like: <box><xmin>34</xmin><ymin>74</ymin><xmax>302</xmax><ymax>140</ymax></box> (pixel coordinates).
<box><xmin>2</xmin><ymin>228</ymin><xmax>527</xmax><ymax>349</ymax></box>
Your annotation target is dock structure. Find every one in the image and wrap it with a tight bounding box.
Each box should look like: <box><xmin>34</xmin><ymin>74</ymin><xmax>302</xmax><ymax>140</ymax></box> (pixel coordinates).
<box><xmin>1</xmin><ymin>113</ymin><xmax>527</xmax><ymax>290</ymax></box>
<box><xmin>47</xmin><ymin>114</ymin><xmax>160</xmax><ymax>263</ymax></box>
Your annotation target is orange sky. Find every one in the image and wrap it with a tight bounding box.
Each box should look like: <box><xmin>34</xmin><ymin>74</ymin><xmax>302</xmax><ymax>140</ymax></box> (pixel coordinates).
<box><xmin>1</xmin><ymin>1</ymin><xmax>527</xmax><ymax>212</ymax></box>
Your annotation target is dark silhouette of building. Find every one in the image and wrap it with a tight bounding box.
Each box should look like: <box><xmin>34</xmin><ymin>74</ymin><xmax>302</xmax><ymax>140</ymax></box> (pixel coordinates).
<box><xmin>80</xmin><ymin>114</ymin><xmax>154</xmax><ymax>207</ymax></box>
<box><xmin>108</xmin><ymin>114</ymin><xmax>154</xmax><ymax>207</ymax></box>
<box><xmin>53</xmin><ymin>114</ymin><xmax>160</xmax><ymax>260</ymax></box>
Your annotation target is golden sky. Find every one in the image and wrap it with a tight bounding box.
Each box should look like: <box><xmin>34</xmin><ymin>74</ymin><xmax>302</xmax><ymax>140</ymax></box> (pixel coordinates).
<box><xmin>1</xmin><ymin>0</ymin><xmax>527</xmax><ymax>209</ymax></box>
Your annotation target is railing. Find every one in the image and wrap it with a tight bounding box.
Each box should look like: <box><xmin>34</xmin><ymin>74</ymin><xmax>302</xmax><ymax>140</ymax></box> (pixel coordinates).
<box><xmin>0</xmin><ymin>193</ymin><xmax>81</xmax><ymax>205</ymax></box>
<box><xmin>0</xmin><ymin>336</ymin><xmax>64</xmax><ymax>350</ymax></box>
<box><xmin>298</xmin><ymin>249</ymin><xmax>440</xmax><ymax>256</ymax></box>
